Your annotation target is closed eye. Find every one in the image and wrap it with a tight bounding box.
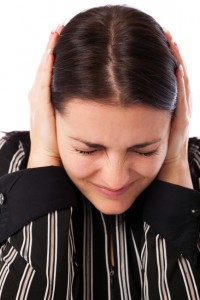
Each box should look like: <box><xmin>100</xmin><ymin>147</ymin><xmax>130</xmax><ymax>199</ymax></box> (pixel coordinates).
<box><xmin>75</xmin><ymin>149</ymin><xmax>97</xmax><ymax>155</ymax></box>
<box><xmin>76</xmin><ymin>149</ymin><xmax>159</xmax><ymax>157</ymax></box>
<box><xmin>134</xmin><ymin>150</ymin><xmax>159</xmax><ymax>157</ymax></box>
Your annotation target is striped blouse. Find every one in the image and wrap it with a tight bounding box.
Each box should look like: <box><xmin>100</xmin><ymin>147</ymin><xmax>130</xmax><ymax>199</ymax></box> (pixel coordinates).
<box><xmin>0</xmin><ymin>135</ymin><xmax>200</xmax><ymax>300</ymax></box>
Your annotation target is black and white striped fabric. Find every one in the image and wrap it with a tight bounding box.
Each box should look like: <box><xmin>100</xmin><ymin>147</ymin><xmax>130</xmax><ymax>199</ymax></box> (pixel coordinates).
<box><xmin>0</xmin><ymin>135</ymin><xmax>200</xmax><ymax>300</ymax></box>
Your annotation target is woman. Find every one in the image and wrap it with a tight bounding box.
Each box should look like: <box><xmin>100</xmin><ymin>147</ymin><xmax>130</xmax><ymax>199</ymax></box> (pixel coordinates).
<box><xmin>0</xmin><ymin>5</ymin><xmax>200</xmax><ymax>300</ymax></box>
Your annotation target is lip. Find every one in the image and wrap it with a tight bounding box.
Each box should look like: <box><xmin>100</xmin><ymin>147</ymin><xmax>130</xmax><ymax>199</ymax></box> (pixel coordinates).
<box><xmin>91</xmin><ymin>182</ymin><xmax>133</xmax><ymax>197</ymax></box>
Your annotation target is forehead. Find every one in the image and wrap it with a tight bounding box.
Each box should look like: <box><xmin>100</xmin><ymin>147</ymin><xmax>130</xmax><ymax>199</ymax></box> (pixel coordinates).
<box><xmin>57</xmin><ymin>100</ymin><xmax>170</xmax><ymax>145</ymax></box>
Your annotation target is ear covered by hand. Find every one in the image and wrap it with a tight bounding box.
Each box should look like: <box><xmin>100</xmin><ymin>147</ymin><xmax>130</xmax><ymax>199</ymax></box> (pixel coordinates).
<box><xmin>157</xmin><ymin>30</ymin><xmax>193</xmax><ymax>189</ymax></box>
<box><xmin>27</xmin><ymin>25</ymin><xmax>64</xmax><ymax>168</ymax></box>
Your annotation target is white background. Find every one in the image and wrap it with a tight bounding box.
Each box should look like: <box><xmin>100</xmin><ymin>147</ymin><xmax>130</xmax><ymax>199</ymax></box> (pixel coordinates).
<box><xmin>0</xmin><ymin>0</ymin><xmax>199</xmax><ymax>137</ymax></box>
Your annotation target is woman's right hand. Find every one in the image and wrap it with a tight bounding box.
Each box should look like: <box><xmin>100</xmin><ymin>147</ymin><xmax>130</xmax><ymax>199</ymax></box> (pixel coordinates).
<box><xmin>27</xmin><ymin>25</ymin><xmax>64</xmax><ymax>168</ymax></box>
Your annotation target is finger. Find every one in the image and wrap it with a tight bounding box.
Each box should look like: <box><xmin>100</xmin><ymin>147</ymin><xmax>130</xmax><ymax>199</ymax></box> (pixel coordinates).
<box><xmin>163</xmin><ymin>29</ymin><xmax>190</xmax><ymax>105</ymax></box>
<box><xmin>33</xmin><ymin>33</ymin><xmax>57</xmax><ymax>88</ymax></box>
<box><xmin>44</xmin><ymin>24</ymin><xmax>64</xmax><ymax>54</ymax></box>
<box><xmin>34</xmin><ymin>25</ymin><xmax>64</xmax><ymax>88</ymax></box>
<box><xmin>174</xmin><ymin>65</ymin><xmax>191</xmax><ymax>141</ymax></box>
<box><xmin>41</xmin><ymin>24</ymin><xmax>65</xmax><ymax>69</ymax></box>
<box><xmin>43</xmin><ymin>24</ymin><xmax>65</xmax><ymax>58</ymax></box>
<box><xmin>168</xmin><ymin>65</ymin><xmax>188</xmax><ymax>154</ymax></box>
<box><xmin>175</xmin><ymin>65</ymin><xmax>187</xmax><ymax>119</ymax></box>
<box><xmin>164</xmin><ymin>30</ymin><xmax>189</xmax><ymax>79</ymax></box>
<box><xmin>29</xmin><ymin>25</ymin><xmax>65</xmax><ymax>107</ymax></box>
<box><xmin>35</xmin><ymin>24</ymin><xmax>64</xmax><ymax>75</ymax></box>
<box><xmin>170</xmin><ymin>39</ymin><xmax>191</xmax><ymax>115</ymax></box>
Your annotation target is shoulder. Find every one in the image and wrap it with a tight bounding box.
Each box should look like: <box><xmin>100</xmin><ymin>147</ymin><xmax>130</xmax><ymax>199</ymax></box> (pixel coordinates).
<box><xmin>0</xmin><ymin>166</ymin><xmax>78</xmax><ymax>244</ymax></box>
<box><xmin>0</xmin><ymin>132</ymin><xmax>79</xmax><ymax>244</ymax></box>
<box><xmin>0</xmin><ymin>131</ymin><xmax>30</xmax><ymax>176</ymax></box>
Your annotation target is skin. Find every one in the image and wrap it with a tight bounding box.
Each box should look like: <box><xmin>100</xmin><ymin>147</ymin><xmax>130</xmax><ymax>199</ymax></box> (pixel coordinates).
<box><xmin>28</xmin><ymin>24</ymin><xmax>193</xmax><ymax>215</ymax></box>
<box><xmin>56</xmin><ymin>101</ymin><xmax>170</xmax><ymax>214</ymax></box>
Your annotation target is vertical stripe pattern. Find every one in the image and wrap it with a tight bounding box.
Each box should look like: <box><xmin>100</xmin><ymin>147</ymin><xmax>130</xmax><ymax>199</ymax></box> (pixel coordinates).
<box><xmin>0</xmin><ymin>246</ymin><xmax>18</xmax><ymax>297</ymax></box>
<box><xmin>66</xmin><ymin>208</ymin><xmax>75</xmax><ymax>300</ymax></box>
<box><xmin>83</xmin><ymin>198</ymin><xmax>93</xmax><ymax>300</ymax></box>
<box><xmin>130</xmin><ymin>229</ymin><xmax>143</xmax><ymax>292</ymax></box>
<box><xmin>116</xmin><ymin>215</ymin><xmax>132</xmax><ymax>300</ymax></box>
<box><xmin>16</xmin><ymin>264</ymin><xmax>35</xmax><ymax>300</ymax></box>
<box><xmin>20</xmin><ymin>223</ymin><xmax>33</xmax><ymax>266</ymax></box>
<box><xmin>141</xmin><ymin>223</ymin><xmax>150</xmax><ymax>300</ymax></box>
<box><xmin>178</xmin><ymin>256</ymin><xmax>199</xmax><ymax>300</ymax></box>
<box><xmin>8</xmin><ymin>141</ymin><xmax>25</xmax><ymax>173</ymax></box>
<box><xmin>156</xmin><ymin>236</ymin><xmax>171</xmax><ymax>300</ymax></box>
<box><xmin>44</xmin><ymin>212</ymin><xmax>58</xmax><ymax>300</ymax></box>
<box><xmin>100</xmin><ymin>213</ymin><xmax>111</xmax><ymax>300</ymax></box>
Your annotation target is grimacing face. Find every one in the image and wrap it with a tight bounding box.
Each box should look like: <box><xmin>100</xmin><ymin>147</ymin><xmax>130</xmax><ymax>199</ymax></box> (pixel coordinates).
<box><xmin>56</xmin><ymin>100</ymin><xmax>171</xmax><ymax>215</ymax></box>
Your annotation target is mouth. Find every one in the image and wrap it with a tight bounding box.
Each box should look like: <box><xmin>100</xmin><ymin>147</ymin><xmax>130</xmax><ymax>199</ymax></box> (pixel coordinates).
<box><xmin>91</xmin><ymin>182</ymin><xmax>133</xmax><ymax>197</ymax></box>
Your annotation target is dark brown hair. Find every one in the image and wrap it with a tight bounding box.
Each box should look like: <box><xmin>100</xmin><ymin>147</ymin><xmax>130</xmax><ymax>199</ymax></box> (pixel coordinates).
<box><xmin>51</xmin><ymin>5</ymin><xmax>178</xmax><ymax>113</ymax></box>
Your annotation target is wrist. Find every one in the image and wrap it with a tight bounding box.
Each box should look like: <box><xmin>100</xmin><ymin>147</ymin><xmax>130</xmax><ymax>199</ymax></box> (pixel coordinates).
<box><xmin>157</xmin><ymin>159</ymin><xmax>193</xmax><ymax>189</ymax></box>
<box><xmin>27</xmin><ymin>152</ymin><xmax>62</xmax><ymax>168</ymax></box>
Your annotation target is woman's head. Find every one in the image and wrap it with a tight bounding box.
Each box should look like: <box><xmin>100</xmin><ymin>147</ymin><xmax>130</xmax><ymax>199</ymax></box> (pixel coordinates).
<box><xmin>52</xmin><ymin>5</ymin><xmax>177</xmax><ymax>113</ymax></box>
<box><xmin>53</xmin><ymin>5</ymin><xmax>177</xmax><ymax>214</ymax></box>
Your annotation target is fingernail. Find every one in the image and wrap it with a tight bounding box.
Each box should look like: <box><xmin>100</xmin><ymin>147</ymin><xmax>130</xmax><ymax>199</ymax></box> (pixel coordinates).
<box><xmin>47</xmin><ymin>48</ymin><xmax>52</xmax><ymax>55</ymax></box>
<box><xmin>171</xmin><ymin>38</ymin><xmax>178</xmax><ymax>48</ymax></box>
<box><xmin>56</xmin><ymin>23</ymin><xmax>65</xmax><ymax>34</ymax></box>
<box><xmin>163</xmin><ymin>27</ymin><xmax>169</xmax><ymax>34</ymax></box>
<box><xmin>49</xmin><ymin>31</ymin><xmax>55</xmax><ymax>40</ymax></box>
<box><xmin>163</xmin><ymin>28</ymin><xmax>172</xmax><ymax>38</ymax></box>
<box><xmin>179</xmin><ymin>64</ymin><xmax>184</xmax><ymax>77</ymax></box>
<box><xmin>45</xmin><ymin>48</ymin><xmax>52</xmax><ymax>64</ymax></box>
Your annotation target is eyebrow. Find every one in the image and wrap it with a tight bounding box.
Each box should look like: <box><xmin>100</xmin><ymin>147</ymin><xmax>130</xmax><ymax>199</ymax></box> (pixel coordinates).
<box><xmin>69</xmin><ymin>137</ymin><xmax>161</xmax><ymax>149</ymax></box>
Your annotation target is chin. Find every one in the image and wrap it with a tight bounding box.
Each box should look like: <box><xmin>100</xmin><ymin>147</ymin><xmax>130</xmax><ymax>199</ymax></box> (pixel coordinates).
<box><xmin>79</xmin><ymin>184</ymin><xmax>145</xmax><ymax>215</ymax></box>
<box><xmin>89</xmin><ymin>198</ymin><xmax>135</xmax><ymax>215</ymax></box>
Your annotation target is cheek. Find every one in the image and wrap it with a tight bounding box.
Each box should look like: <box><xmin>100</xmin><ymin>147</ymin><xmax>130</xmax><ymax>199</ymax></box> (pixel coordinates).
<box><xmin>132</xmin><ymin>150</ymin><xmax>168</xmax><ymax>178</ymax></box>
<box><xmin>58</xmin><ymin>150</ymin><xmax>95</xmax><ymax>180</ymax></box>
<box><xmin>63</xmin><ymin>159</ymin><xmax>94</xmax><ymax>179</ymax></box>
<box><xmin>57</xmin><ymin>140</ymin><xmax>95</xmax><ymax>180</ymax></box>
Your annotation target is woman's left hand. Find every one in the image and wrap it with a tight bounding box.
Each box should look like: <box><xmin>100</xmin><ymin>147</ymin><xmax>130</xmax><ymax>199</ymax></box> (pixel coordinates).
<box><xmin>157</xmin><ymin>30</ymin><xmax>193</xmax><ymax>189</ymax></box>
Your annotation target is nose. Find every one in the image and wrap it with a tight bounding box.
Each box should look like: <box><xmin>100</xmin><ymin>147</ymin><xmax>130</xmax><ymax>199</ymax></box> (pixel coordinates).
<box><xmin>101</xmin><ymin>154</ymin><xmax>130</xmax><ymax>190</ymax></box>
